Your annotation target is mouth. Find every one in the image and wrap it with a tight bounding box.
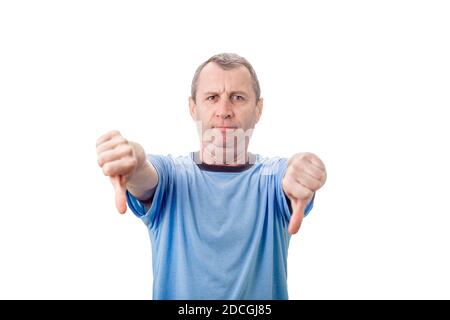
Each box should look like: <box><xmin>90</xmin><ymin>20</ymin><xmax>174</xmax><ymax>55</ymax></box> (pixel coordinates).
<box><xmin>212</xmin><ymin>126</ymin><xmax>238</xmax><ymax>129</ymax></box>
<box><xmin>212</xmin><ymin>126</ymin><xmax>238</xmax><ymax>133</ymax></box>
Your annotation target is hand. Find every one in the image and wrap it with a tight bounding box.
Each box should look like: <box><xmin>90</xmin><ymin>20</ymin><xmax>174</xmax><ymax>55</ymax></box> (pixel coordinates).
<box><xmin>282</xmin><ymin>152</ymin><xmax>327</xmax><ymax>235</ymax></box>
<box><xmin>96</xmin><ymin>130</ymin><xmax>145</xmax><ymax>214</ymax></box>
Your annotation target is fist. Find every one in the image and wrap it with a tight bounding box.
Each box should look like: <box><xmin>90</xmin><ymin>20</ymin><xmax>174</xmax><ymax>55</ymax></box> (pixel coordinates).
<box><xmin>96</xmin><ymin>130</ymin><xmax>145</xmax><ymax>214</ymax></box>
<box><xmin>282</xmin><ymin>152</ymin><xmax>327</xmax><ymax>235</ymax></box>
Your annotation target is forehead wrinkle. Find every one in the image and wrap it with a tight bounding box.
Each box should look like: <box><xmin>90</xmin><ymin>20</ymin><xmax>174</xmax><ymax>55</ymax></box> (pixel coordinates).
<box><xmin>202</xmin><ymin>79</ymin><xmax>252</xmax><ymax>95</ymax></box>
<box><xmin>197</xmin><ymin>64</ymin><xmax>253</xmax><ymax>96</ymax></box>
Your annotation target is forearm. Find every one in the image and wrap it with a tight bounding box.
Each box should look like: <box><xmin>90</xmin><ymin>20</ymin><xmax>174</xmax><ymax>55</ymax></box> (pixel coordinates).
<box><xmin>126</xmin><ymin>145</ymin><xmax>158</xmax><ymax>202</ymax></box>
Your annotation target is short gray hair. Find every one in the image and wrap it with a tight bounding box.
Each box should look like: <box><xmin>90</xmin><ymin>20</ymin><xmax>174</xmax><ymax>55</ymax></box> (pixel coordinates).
<box><xmin>191</xmin><ymin>53</ymin><xmax>261</xmax><ymax>103</ymax></box>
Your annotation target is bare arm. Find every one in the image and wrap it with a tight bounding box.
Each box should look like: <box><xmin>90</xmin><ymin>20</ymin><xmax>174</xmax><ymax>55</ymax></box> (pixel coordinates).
<box><xmin>125</xmin><ymin>142</ymin><xmax>158</xmax><ymax>201</ymax></box>
<box><xmin>282</xmin><ymin>152</ymin><xmax>327</xmax><ymax>235</ymax></box>
<box><xmin>96</xmin><ymin>131</ymin><xmax>158</xmax><ymax>214</ymax></box>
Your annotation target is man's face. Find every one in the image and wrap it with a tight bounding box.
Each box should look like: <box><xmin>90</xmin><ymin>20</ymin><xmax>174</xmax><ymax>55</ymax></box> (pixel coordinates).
<box><xmin>189</xmin><ymin>62</ymin><xmax>263</xmax><ymax>149</ymax></box>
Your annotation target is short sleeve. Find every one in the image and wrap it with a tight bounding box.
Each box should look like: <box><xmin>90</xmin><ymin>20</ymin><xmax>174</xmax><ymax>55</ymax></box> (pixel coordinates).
<box><xmin>274</xmin><ymin>158</ymin><xmax>315</xmax><ymax>223</ymax></box>
<box><xmin>126</xmin><ymin>154</ymin><xmax>174</xmax><ymax>229</ymax></box>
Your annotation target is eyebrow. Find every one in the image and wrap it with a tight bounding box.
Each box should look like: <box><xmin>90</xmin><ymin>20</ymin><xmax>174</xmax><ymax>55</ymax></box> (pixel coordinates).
<box><xmin>203</xmin><ymin>91</ymin><xmax>248</xmax><ymax>96</ymax></box>
<box><xmin>230</xmin><ymin>91</ymin><xmax>248</xmax><ymax>96</ymax></box>
<box><xmin>203</xmin><ymin>91</ymin><xmax>220</xmax><ymax>96</ymax></box>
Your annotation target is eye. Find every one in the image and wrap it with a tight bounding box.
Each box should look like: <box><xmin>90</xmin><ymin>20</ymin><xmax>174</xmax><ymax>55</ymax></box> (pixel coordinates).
<box><xmin>232</xmin><ymin>95</ymin><xmax>245</xmax><ymax>101</ymax></box>
<box><xmin>206</xmin><ymin>95</ymin><xmax>217</xmax><ymax>101</ymax></box>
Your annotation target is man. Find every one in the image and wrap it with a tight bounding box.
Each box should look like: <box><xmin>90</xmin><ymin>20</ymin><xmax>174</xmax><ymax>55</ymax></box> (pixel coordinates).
<box><xmin>96</xmin><ymin>53</ymin><xmax>327</xmax><ymax>299</ymax></box>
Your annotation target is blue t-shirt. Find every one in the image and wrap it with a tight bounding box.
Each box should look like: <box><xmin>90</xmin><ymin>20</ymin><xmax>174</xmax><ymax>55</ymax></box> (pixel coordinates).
<box><xmin>126</xmin><ymin>152</ymin><xmax>314</xmax><ymax>300</ymax></box>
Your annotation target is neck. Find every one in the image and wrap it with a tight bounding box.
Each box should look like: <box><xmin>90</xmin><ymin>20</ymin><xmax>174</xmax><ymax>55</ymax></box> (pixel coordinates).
<box><xmin>199</xmin><ymin>145</ymin><xmax>249</xmax><ymax>166</ymax></box>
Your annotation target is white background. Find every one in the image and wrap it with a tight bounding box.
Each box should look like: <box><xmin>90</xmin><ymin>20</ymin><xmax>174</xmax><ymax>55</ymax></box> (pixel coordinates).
<box><xmin>1</xmin><ymin>0</ymin><xmax>449</xmax><ymax>299</ymax></box>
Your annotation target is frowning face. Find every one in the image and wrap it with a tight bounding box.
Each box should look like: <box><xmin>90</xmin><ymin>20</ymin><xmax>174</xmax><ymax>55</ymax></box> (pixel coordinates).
<box><xmin>189</xmin><ymin>62</ymin><xmax>263</xmax><ymax>151</ymax></box>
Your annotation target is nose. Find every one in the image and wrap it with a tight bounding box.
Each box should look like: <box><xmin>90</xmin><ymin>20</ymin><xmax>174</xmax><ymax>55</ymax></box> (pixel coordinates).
<box><xmin>215</xmin><ymin>99</ymin><xmax>233</xmax><ymax>120</ymax></box>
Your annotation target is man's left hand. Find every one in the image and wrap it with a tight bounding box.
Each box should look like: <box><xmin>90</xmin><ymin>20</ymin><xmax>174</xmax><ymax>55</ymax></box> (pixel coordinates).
<box><xmin>282</xmin><ymin>152</ymin><xmax>327</xmax><ymax>235</ymax></box>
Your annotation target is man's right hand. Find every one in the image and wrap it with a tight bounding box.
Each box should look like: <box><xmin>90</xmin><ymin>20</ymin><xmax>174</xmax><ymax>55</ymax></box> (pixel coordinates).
<box><xmin>96</xmin><ymin>130</ymin><xmax>146</xmax><ymax>214</ymax></box>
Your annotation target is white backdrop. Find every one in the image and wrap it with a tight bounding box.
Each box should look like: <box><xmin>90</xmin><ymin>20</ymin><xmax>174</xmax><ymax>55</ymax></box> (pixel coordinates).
<box><xmin>1</xmin><ymin>0</ymin><xmax>449</xmax><ymax>299</ymax></box>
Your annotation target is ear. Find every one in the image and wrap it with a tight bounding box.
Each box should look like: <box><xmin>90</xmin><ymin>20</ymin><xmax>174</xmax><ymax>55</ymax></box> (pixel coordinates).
<box><xmin>254</xmin><ymin>98</ymin><xmax>264</xmax><ymax>124</ymax></box>
<box><xmin>189</xmin><ymin>96</ymin><xmax>198</xmax><ymax>120</ymax></box>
